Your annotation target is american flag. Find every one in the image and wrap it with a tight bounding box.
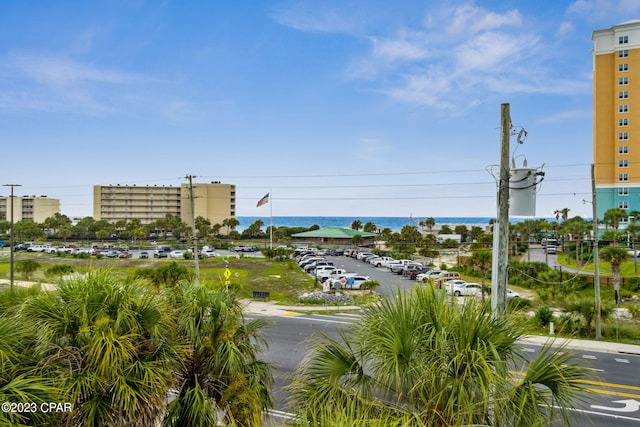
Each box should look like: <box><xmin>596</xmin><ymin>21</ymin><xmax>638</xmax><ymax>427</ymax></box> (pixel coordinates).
<box><xmin>256</xmin><ymin>193</ymin><xmax>269</xmax><ymax>207</ymax></box>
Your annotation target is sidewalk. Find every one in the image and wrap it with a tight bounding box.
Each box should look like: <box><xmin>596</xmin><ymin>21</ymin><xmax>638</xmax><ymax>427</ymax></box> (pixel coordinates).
<box><xmin>243</xmin><ymin>300</ymin><xmax>640</xmax><ymax>356</ymax></box>
<box><xmin>519</xmin><ymin>335</ymin><xmax>640</xmax><ymax>356</ymax></box>
<box><xmin>242</xmin><ymin>299</ymin><xmax>362</xmax><ymax>316</ymax></box>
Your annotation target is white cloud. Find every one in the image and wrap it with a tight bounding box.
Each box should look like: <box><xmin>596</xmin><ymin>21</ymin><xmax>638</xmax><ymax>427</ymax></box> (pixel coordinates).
<box><xmin>8</xmin><ymin>53</ymin><xmax>134</xmax><ymax>87</ymax></box>
<box><xmin>354</xmin><ymin>137</ymin><xmax>392</xmax><ymax>161</ymax></box>
<box><xmin>538</xmin><ymin>109</ymin><xmax>591</xmax><ymax>124</ymax></box>
<box><xmin>448</xmin><ymin>4</ymin><xmax>522</xmax><ymax>35</ymax></box>
<box><xmin>567</xmin><ymin>0</ymin><xmax>640</xmax><ymax>21</ymax></box>
<box><xmin>272</xmin><ymin>1</ymin><xmax>359</xmax><ymax>34</ymax></box>
<box><xmin>556</xmin><ymin>21</ymin><xmax>574</xmax><ymax>37</ymax></box>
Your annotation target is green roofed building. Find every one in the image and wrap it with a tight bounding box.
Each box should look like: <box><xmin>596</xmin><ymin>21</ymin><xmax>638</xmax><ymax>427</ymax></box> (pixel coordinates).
<box><xmin>291</xmin><ymin>226</ymin><xmax>377</xmax><ymax>246</ymax></box>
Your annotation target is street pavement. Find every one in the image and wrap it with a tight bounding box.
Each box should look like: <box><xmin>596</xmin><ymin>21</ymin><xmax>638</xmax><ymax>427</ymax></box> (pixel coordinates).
<box><xmin>242</xmin><ymin>299</ymin><xmax>640</xmax><ymax>356</ymax></box>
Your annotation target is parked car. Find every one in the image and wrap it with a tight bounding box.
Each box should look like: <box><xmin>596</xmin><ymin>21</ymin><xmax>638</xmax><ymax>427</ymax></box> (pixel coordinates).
<box><xmin>506</xmin><ymin>288</ymin><xmax>521</xmax><ymax>299</ymax></box>
<box><xmin>299</xmin><ymin>257</ymin><xmax>325</xmax><ymax>269</ymax></box>
<box><xmin>434</xmin><ymin>271</ymin><xmax>461</xmax><ymax>287</ymax></box>
<box><xmin>313</xmin><ymin>265</ymin><xmax>338</xmax><ymax>276</ymax></box>
<box><xmin>386</xmin><ymin>259</ymin><xmax>412</xmax><ymax>271</ymax></box>
<box><xmin>372</xmin><ymin>256</ymin><xmax>395</xmax><ymax>268</ymax></box>
<box><xmin>304</xmin><ymin>260</ymin><xmax>333</xmax><ymax>273</ymax></box>
<box><xmin>356</xmin><ymin>251</ymin><xmax>374</xmax><ymax>261</ymax></box>
<box><xmin>104</xmin><ymin>250</ymin><xmax>120</xmax><ymax>258</ymax></box>
<box><xmin>416</xmin><ymin>270</ymin><xmax>443</xmax><ymax>282</ymax></box>
<box><xmin>27</xmin><ymin>244</ymin><xmax>51</xmax><ymax>252</ymax></box>
<box><xmin>443</xmin><ymin>279</ymin><xmax>467</xmax><ymax>289</ymax></box>
<box><xmin>49</xmin><ymin>246</ymin><xmax>73</xmax><ymax>254</ymax></box>
<box><xmin>389</xmin><ymin>263</ymin><xmax>407</xmax><ymax>274</ymax></box>
<box><xmin>154</xmin><ymin>246</ymin><xmax>172</xmax><ymax>258</ymax></box>
<box><xmin>318</xmin><ymin>269</ymin><xmax>348</xmax><ymax>283</ymax></box>
<box><xmin>15</xmin><ymin>242</ymin><xmax>33</xmax><ymax>251</ymax></box>
<box><xmin>446</xmin><ymin>282</ymin><xmax>483</xmax><ymax>297</ymax></box>
<box><xmin>139</xmin><ymin>251</ymin><xmax>149</xmax><ymax>259</ymax></box>
<box><xmin>168</xmin><ymin>250</ymin><xmax>185</xmax><ymax>259</ymax></box>
<box><xmin>233</xmin><ymin>245</ymin><xmax>257</xmax><ymax>252</ymax></box>
<box><xmin>200</xmin><ymin>249</ymin><xmax>219</xmax><ymax>258</ymax></box>
<box><xmin>402</xmin><ymin>263</ymin><xmax>425</xmax><ymax>277</ymax></box>
<box><xmin>118</xmin><ymin>251</ymin><xmax>132</xmax><ymax>258</ymax></box>
<box><xmin>331</xmin><ymin>275</ymin><xmax>371</xmax><ymax>290</ymax></box>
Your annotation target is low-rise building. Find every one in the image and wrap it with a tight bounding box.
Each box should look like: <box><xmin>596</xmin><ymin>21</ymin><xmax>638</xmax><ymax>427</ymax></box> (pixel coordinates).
<box><xmin>93</xmin><ymin>182</ymin><xmax>236</xmax><ymax>230</ymax></box>
<box><xmin>0</xmin><ymin>195</ymin><xmax>60</xmax><ymax>223</ymax></box>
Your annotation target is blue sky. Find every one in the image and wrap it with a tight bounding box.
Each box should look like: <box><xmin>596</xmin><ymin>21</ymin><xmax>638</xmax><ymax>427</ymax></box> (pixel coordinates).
<box><xmin>1</xmin><ymin>0</ymin><xmax>638</xmax><ymax>221</ymax></box>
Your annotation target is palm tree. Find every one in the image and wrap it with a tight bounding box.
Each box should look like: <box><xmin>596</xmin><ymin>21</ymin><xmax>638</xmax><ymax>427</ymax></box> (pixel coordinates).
<box><xmin>15</xmin><ymin>259</ymin><xmax>40</xmax><ymax>280</ymax></box>
<box><xmin>19</xmin><ymin>271</ymin><xmax>182</xmax><ymax>427</ymax></box>
<box><xmin>363</xmin><ymin>221</ymin><xmax>377</xmax><ymax>233</ymax></box>
<box><xmin>288</xmin><ymin>287</ymin><xmax>590</xmax><ymax>426</ymax></box>
<box><xmin>600</xmin><ymin>246</ymin><xmax>629</xmax><ymax>306</ymax></box>
<box><xmin>0</xmin><ymin>304</ymin><xmax>58</xmax><ymax>426</ymax></box>
<box><xmin>424</xmin><ymin>217</ymin><xmax>436</xmax><ymax>233</ymax></box>
<box><xmin>351</xmin><ymin>220</ymin><xmax>362</xmax><ymax>231</ymax></box>
<box><xmin>223</xmin><ymin>217</ymin><xmax>240</xmax><ymax>235</ymax></box>
<box><xmin>603</xmin><ymin>207</ymin><xmax>627</xmax><ymax>232</ymax></box>
<box><xmin>165</xmin><ymin>282</ymin><xmax>273</xmax><ymax>427</ymax></box>
<box><xmin>626</xmin><ymin>221</ymin><xmax>640</xmax><ymax>275</ymax></box>
<box><xmin>468</xmin><ymin>250</ymin><xmax>492</xmax><ymax>302</ymax></box>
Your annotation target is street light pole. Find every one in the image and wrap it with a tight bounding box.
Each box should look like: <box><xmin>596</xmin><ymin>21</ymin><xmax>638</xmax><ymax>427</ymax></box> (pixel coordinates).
<box><xmin>491</xmin><ymin>103</ymin><xmax>511</xmax><ymax>316</ymax></box>
<box><xmin>3</xmin><ymin>184</ymin><xmax>21</xmax><ymax>290</ymax></box>
<box><xmin>590</xmin><ymin>164</ymin><xmax>602</xmax><ymax>340</ymax></box>
<box><xmin>185</xmin><ymin>175</ymin><xmax>200</xmax><ymax>285</ymax></box>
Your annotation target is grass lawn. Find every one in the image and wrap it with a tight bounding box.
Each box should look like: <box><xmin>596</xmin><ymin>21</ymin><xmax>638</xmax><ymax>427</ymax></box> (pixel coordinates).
<box><xmin>555</xmin><ymin>249</ymin><xmax>640</xmax><ymax>277</ymax></box>
<box><xmin>0</xmin><ymin>252</ymin><xmax>317</xmax><ymax>302</ymax></box>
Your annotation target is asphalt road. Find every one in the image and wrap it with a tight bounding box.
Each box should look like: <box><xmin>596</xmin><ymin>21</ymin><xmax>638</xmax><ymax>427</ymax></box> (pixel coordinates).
<box><xmin>258</xmin><ymin>311</ymin><xmax>640</xmax><ymax>426</ymax></box>
<box><xmin>256</xmin><ymin>253</ymin><xmax>640</xmax><ymax>426</ymax></box>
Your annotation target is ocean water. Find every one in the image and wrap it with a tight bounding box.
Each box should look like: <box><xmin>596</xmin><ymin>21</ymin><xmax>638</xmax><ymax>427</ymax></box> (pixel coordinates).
<box><xmin>236</xmin><ymin>216</ymin><xmax>495</xmax><ymax>232</ymax></box>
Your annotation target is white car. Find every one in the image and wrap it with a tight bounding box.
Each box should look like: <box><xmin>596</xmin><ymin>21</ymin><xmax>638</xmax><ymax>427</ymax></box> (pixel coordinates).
<box><xmin>372</xmin><ymin>256</ymin><xmax>395</xmax><ymax>268</ymax></box>
<box><xmin>314</xmin><ymin>265</ymin><xmax>338</xmax><ymax>276</ymax></box>
<box><xmin>444</xmin><ymin>279</ymin><xmax>467</xmax><ymax>289</ymax></box>
<box><xmin>331</xmin><ymin>275</ymin><xmax>371</xmax><ymax>290</ymax></box>
<box><xmin>545</xmin><ymin>246</ymin><xmax>557</xmax><ymax>254</ymax></box>
<box><xmin>506</xmin><ymin>289</ymin><xmax>521</xmax><ymax>299</ymax></box>
<box><xmin>200</xmin><ymin>250</ymin><xmax>219</xmax><ymax>258</ymax></box>
<box><xmin>168</xmin><ymin>250</ymin><xmax>185</xmax><ymax>259</ymax></box>
<box><xmin>446</xmin><ymin>282</ymin><xmax>483</xmax><ymax>297</ymax></box>
<box><xmin>416</xmin><ymin>270</ymin><xmax>443</xmax><ymax>282</ymax></box>
<box><xmin>318</xmin><ymin>269</ymin><xmax>348</xmax><ymax>282</ymax></box>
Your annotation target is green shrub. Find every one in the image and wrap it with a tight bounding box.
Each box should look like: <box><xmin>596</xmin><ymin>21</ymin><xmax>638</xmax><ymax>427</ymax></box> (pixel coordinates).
<box><xmin>535</xmin><ymin>306</ymin><xmax>554</xmax><ymax>327</ymax></box>
<box><xmin>45</xmin><ymin>264</ymin><xmax>75</xmax><ymax>278</ymax></box>
<box><xmin>359</xmin><ymin>280</ymin><xmax>380</xmax><ymax>291</ymax></box>
<box><xmin>508</xmin><ymin>297</ymin><xmax>531</xmax><ymax>311</ymax></box>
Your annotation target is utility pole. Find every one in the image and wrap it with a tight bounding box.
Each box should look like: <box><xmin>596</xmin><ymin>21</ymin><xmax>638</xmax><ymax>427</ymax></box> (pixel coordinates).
<box><xmin>591</xmin><ymin>164</ymin><xmax>602</xmax><ymax>339</ymax></box>
<box><xmin>185</xmin><ymin>175</ymin><xmax>200</xmax><ymax>285</ymax></box>
<box><xmin>491</xmin><ymin>104</ymin><xmax>511</xmax><ymax>316</ymax></box>
<box><xmin>3</xmin><ymin>184</ymin><xmax>21</xmax><ymax>290</ymax></box>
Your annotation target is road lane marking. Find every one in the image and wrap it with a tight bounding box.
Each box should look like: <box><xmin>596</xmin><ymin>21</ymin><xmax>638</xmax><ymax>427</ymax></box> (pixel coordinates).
<box><xmin>615</xmin><ymin>358</ymin><xmax>630</xmax><ymax>363</ymax></box>
<box><xmin>550</xmin><ymin>405</ymin><xmax>640</xmax><ymax>422</ymax></box>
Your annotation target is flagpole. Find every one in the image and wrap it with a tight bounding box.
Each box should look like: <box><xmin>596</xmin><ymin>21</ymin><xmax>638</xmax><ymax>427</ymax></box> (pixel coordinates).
<box><xmin>269</xmin><ymin>188</ymin><xmax>273</xmax><ymax>249</ymax></box>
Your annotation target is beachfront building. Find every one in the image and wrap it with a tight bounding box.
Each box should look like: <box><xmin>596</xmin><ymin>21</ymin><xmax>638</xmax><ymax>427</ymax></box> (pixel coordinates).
<box><xmin>593</xmin><ymin>21</ymin><xmax>640</xmax><ymax>219</ymax></box>
<box><xmin>291</xmin><ymin>226</ymin><xmax>377</xmax><ymax>246</ymax></box>
<box><xmin>93</xmin><ymin>182</ymin><xmax>236</xmax><ymax>228</ymax></box>
<box><xmin>0</xmin><ymin>195</ymin><xmax>60</xmax><ymax>223</ymax></box>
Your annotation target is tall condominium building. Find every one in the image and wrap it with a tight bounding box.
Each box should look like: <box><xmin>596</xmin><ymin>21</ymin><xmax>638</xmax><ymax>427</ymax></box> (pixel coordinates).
<box><xmin>0</xmin><ymin>195</ymin><xmax>60</xmax><ymax>223</ymax></box>
<box><xmin>93</xmin><ymin>182</ymin><xmax>236</xmax><ymax>228</ymax></box>
<box><xmin>593</xmin><ymin>21</ymin><xmax>640</xmax><ymax>218</ymax></box>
